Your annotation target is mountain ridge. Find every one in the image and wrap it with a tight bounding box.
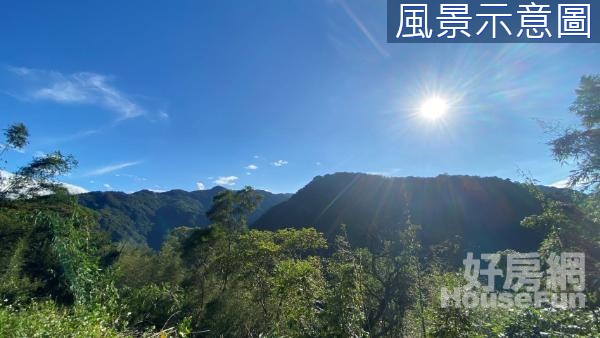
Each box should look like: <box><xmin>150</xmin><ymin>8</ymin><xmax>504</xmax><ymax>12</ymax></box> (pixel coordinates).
<box><xmin>77</xmin><ymin>186</ymin><xmax>291</xmax><ymax>249</ymax></box>
<box><xmin>78</xmin><ymin>172</ymin><xmax>575</xmax><ymax>255</ymax></box>
<box><xmin>253</xmin><ymin>172</ymin><xmax>575</xmax><ymax>260</ymax></box>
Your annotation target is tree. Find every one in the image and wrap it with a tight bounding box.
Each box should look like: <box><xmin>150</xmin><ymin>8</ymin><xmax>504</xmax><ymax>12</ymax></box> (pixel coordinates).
<box><xmin>1</xmin><ymin>123</ymin><xmax>77</xmax><ymax>200</ymax></box>
<box><xmin>206</xmin><ymin>186</ymin><xmax>262</xmax><ymax>234</ymax></box>
<box><xmin>550</xmin><ymin>74</ymin><xmax>600</xmax><ymax>191</ymax></box>
<box><xmin>359</xmin><ymin>220</ymin><xmax>425</xmax><ymax>337</ymax></box>
<box><xmin>3</xmin><ymin>123</ymin><xmax>29</xmax><ymax>151</ymax></box>
<box><xmin>546</xmin><ymin>76</ymin><xmax>600</xmax><ymax>334</ymax></box>
<box><xmin>205</xmin><ymin>187</ymin><xmax>262</xmax><ymax>293</ymax></box>
<box><xmin>0</xmin><ymin>123</ymin><xmax>83</xmax><ymax>304</ymax></box>
<box><xmin>321</xmin><ymin>226</ymin><xmax>368</xmax><ymax>337</ymax></box>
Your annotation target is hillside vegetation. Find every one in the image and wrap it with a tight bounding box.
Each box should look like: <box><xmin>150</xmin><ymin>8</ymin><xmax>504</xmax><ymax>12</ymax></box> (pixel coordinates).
<box><xmin>77</xmin><ymin>187</ymin><xmax>290</xmax><ymax>249</ymax></box>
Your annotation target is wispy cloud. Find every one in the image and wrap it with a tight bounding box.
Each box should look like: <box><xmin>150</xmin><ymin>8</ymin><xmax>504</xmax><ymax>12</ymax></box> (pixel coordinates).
<box><xmin>39</xmin><ymin>128</ymin><xmax>101</xmax><ymax>147</ymax></box>
<box><xmin>86</xmin><ymin>161</ymin><xmax>142</xmax><ymax>176</ymax></box>
<box><xmin>103</xmin><ymin>183</ymin><xmax>112</xmax><ymax>189</ymax></box>
<box><xmin>214</xmin><ymin>176</ymin><xmax>238</xmax><ymax>186</ymax></box>
<box><xmin>245</xmin><ymin>164</ymin><xmax>258</xmax><ymax>170</ymax></box>
<box><xmin>7</xmin><ymin>66</ymin><xmax>145</xmax><ymax>120</ymax></box>
<box><xmin>549</xmin><ymin>178</ymin><xmax>569</xmax><ymax>188</ymax></box>
<box><xmin>115</xmin><ymin>173</ymin><xmax>147</xmax><ymax>182</ymax></box>
<box><xmin>196</xmin><ymin>182</ymin><xmax>206</xmax><ymax>190</ymax></box>
<box><xmin>337</xmin><ymin>0</ymin><xmax>389</xmax><ymax>57</ymax></box>
<box><xmin>158</xmin><ymin>111</ymin><xmax>169</xmax><ymax>120</ymax></box>
<box><xmin>272</xmin><ymin>160</ymin><xmax>288</xmax><ymax>167</ymax></box>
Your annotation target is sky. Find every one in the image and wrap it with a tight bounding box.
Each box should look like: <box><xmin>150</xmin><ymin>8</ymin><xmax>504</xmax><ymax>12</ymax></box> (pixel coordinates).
<box><xmin>0</xmin><ymin>0</ymin><xmax>598</xmax><ymax>193</ymax></box>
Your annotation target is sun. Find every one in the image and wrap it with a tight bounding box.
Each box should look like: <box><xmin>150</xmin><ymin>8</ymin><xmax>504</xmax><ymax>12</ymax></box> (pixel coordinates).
<box><xmin>419</xmin><ymin>97</ymin><xmax>448</xmax><ymax>121</ymax></box>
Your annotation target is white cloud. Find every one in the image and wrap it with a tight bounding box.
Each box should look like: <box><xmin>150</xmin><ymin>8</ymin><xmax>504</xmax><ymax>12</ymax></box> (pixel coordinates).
<box><xmin>158</xmin><ymin>111</ymin><xmax>169</xmax><ymax>119</ymax></box>
<box><xmin>272</xmin><ymin>160</ymin><xmax>288</xmax><ymax>167</ymax></box>
<box><xmin>148</xmin><ymin>189</ymin><xmax>165</xmax><ymax>193</ymax></box>
<box><xmin>86</xmin><ymin>161</ymin><xmax>142</xmax><ymax>176</ymax></box>
<box><xmin>548</xmin><ymin>177</ymin><xmax>590</xmax><ymax>190</ymax></box>
<box><xmin>549</xmin><ymin>176</ymin><xmax>584</xmax><ymax>189</ymax></box>
<box><xmin>103</xmin><ymin>183</ymin><xmax>112</xmax><ymax>189</ymax></box>
<box><xmin>214</xmin><ymin>176</ymin><xmax>238</xmax><ymax>186</ymax></box>
<box><xmin>549</xmin><ymin>178</ymin><xmax>569</xmax><ymax>188</ymax></box>
<box><xmin>316</xmin><ymin>162</ymin><xmax>322</xmax><ymax>166</ymax></box>
<box><xmin>253</xmin><ymin>155</ymin><xmax>260</xmax><ymax>159</ymax></box>
<box><xmin>196</xmin><ymin>182</ymin><xmax>206</xmax><ymax>190</ymax></box>
<box><xmin>61</xmin><ymin>182</ymin><xmax>88</xmax><ymax>195</ymax></box>
<box><xmin>0</xmin><ymin>170</ymin><xmax>88</xmax><ymax>195</ymax></box>
<box><xmin>245</xmin><ymin>164</ymin><xmax>258</xmax><ymax>170</ymax></box>
<box><xmin>7</xmin><ymin>66</ymin><xmax>145</xmax><ymax>119</ymax></box>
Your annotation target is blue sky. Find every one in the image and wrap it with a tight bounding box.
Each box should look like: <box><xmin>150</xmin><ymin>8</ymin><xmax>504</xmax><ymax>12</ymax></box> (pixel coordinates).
<box><xmin>0</xmin><ymin>0</ymin><xmax>598</xmax><ymax>193</ymax></box>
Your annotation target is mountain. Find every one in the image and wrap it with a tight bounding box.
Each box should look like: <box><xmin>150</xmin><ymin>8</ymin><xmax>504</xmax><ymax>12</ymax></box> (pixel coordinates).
<box><xmin>253</xmin><ymin>173</ymin><xmax>573</xmax><ymax>260</ymax></box>
<box><xmin>78</xmin><ymin>187</ymin><xmax>291</xmax><ymax>249</ymax></box>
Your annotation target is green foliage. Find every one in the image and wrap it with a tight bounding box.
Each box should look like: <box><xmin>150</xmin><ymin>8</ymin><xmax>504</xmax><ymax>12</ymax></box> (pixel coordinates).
<box><xmin>207</xmin><ymin>186</ymin><xmax>263</xmax><ymax>233</ymax></box>
<box><xmin>359</xmin><ymin>223</ymin><xmax>424</xmax><ymax>337</ymax></box>
<box><xmin>422</xmin><ymin>271</ymin><xmax>475</xmax><ymax>338</ymax></box>
<box><xmin>184</xmin><ymin>226</ymin><xmax>329</xmax><ymax>336</ymax></box>
<box><xmin>0</xmin><ymin>238</ymin><xmax>41</xmax><ymax>303</ymax></box>
<box><xmin>3</xmin><ymin>123</ymin><xmax>28</xmax><ymax>150</ymax></box>
<box><xmin>0</xmin><ymin>196</ymin><xmax>101</xmax><ymax>304</ymax></box>
<box><xmin>270</xmin><ymin>257</ymin><xmax>326</xmax><ymax>336</ymax></box>
<box><xmin>13</xmin><ymin>151</ymin><xmax>78</xmax><ymax>196</ymax></box>
<box><xmin>321</xmin><ymin>227</ymin><xmax>368</xmax><ymax>337</ymax></box>
<box><xmin>501</xmin><ymin>307</ymin><xmax>598</xmax><ymax>337</ymax></box>
<box><xmin>122</xmin><ymin>282</ymin><xmax>185</xmax><ymax>332</ymax></box>
<box><xmin>1</xmin><ymin>122</ymin><xmax>77</xmax><ymax>200</ymax></box>
<box><xmin>521</xmin><ymin>183</ymin><xmax>600</xmax><ymax>295</ymax></box>
<box><xmin>550</xmin><ymin>74</ymin><xmax>600</xmax><ymax>191</ymax></box>
<box><xmin>76</xmin><ymin>188</ymin><xmax>290</xmax><ymax>249</ymax></box>
<box><xmin>570</xmin><ymin>74</ymin><xmax>600</xmax><ymax>128</ymax></box>
<box><xmin>255</xmin><ymin>172</ymin><xmax>554</xmax><ymax>259</ymax></box>
<box><xmin>0</xmin><ymin>301</ymin><xmax>126</xmax><ymax>337</ymax></box>
<box><xmin>3</xmin><ymin>189</ymin><xmax>599</xmax><ymax>337</ymax></box>
<box><xmin>52</xmin><ymin>206</ymin><xmax>118</xmax><ymax>309</ymax></box>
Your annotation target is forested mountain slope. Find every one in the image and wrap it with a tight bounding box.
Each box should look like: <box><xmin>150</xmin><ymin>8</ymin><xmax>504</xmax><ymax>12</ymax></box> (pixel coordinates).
<box><xmin>78</xmin><ymin>187</ymin><xmax>291</xmax><ymax>249</ymax></box>
<box><xmin>253</xmin><ymin>173</ymin><xmax>574</xmax><ymax>258</ymax></box>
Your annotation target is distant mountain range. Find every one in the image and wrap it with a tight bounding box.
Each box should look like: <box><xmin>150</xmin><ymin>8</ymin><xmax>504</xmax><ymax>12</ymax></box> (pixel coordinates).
<box><xmin>77</xmin><ymin>187</ymin><xmax>291</xmax><ymax>249</ymax></box>
<box><xmin>253</xmin><ymin>173</ymin><xmax>575</xmax><ymax>260</ymax></box>
<box><xmin>78</xmin><ymin>173</ymin><xmax>575</xmax><ymax>256</ymax></box>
